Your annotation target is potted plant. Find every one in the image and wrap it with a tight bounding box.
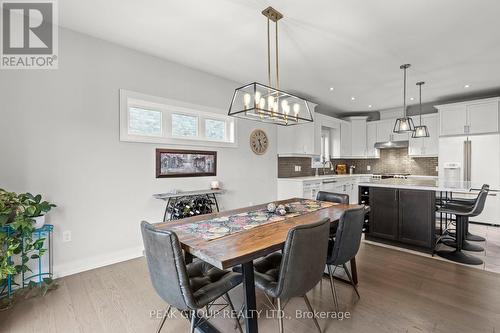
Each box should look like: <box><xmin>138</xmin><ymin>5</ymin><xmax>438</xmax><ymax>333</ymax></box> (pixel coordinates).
<box><xmin>0</xmin><ymin>189</ymin><xmax>21</xmax><ymax>225</ymax></box>
<box><xmin>18</xmin><ymin>193</ymin><xmax>56</xmax><ymax>229</ymax></box>
<box><xmin>0</xmin><ymin>189</ymin><xmax>56</xmax><ymax>309</ymax></box>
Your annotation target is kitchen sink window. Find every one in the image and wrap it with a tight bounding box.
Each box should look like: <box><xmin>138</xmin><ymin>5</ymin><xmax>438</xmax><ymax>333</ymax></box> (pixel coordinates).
<box><xmin>119</xmin><ymin>89</ymin><xmax>237</xmax><ymax>147</ymax></box>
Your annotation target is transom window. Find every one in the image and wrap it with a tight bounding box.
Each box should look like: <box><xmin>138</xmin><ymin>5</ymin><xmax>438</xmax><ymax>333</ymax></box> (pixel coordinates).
<box><xmin>120</xmin><ymin>90</ymin><xmax>237</xmax><ymax>147</ymax></box>
<box><xmin>128</xmin><ymin>107</ymin><xmax>162</xmax><ymax>136</ymax></box>
<box><xmin>171</xmin><ymin>113</ymin><xmax>198</xmax><ymax>137</ymax></box>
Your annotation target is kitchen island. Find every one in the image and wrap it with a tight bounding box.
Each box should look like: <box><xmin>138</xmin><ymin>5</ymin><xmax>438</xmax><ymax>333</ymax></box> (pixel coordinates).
<box><xmin>358</xmin><ymin>178</ymin><xmax>478</xmax><ymax>253</ymax></box>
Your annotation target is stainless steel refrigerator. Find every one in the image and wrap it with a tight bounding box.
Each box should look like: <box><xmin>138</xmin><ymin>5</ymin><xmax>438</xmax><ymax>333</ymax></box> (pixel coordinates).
<box><xmin>439</xmin><ymin>134</ymin><xmax>500</xmax><ymax>225</ymax></box>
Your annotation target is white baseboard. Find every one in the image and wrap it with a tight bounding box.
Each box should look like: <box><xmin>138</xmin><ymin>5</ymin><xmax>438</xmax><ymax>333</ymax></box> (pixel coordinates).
<box><xmin>53</xmin><ymin>246</ymin><xmax>144</xmax><ymax>278</ymax></box>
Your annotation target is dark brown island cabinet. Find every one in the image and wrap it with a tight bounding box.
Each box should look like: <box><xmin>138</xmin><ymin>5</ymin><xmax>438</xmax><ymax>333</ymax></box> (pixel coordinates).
<box><xmin>360</xmin><ymin>186</ymin><xmax>436</xmax><ymax>253</ymax></box>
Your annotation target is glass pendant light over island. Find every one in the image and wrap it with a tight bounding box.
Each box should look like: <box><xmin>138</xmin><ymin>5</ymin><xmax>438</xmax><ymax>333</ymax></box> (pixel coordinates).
<box><xmin>412</xmin><ymin>81</ymin><xmax>430</xmax><ymax>138</ymax></box>
<box><xmin>393</xmin><ymin>64</ymin><xmax>416</xmax><ymax>133</ymax></box>
<box><xmin>228</xmin><ymin>7</ymin><xmax>313</xmax><ymax>126</ymax></box>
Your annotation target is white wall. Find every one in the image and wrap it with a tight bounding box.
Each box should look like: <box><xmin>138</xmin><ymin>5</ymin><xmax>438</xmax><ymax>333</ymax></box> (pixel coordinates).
<box><xmin>0</xmin><ymin>28</ymin><xmax>277</xmax><ymax>277</ymax></box>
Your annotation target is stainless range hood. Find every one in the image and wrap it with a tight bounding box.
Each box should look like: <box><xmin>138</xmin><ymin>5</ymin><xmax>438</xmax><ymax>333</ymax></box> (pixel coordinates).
<box><xmin>374</xmin><ymin>140</ymin><xmax>409</xmax><ymax>149</ymax></box>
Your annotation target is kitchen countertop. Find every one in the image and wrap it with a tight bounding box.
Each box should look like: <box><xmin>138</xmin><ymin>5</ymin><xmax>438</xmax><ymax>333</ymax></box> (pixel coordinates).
<box><xmin>277</xmin><ymin>174</ymin><xmax>373</xmax><ymax>182</ymax></box>
<box><xmin>358</xmin><ymin>178</ymin><xmax>487</xmax><ymax>192</ymax></box>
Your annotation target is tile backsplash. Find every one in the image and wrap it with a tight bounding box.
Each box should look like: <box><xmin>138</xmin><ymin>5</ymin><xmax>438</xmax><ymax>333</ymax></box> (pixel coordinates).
<box><xmin>278</xmin><ymin>148</ymin><xmax>438</xmax><ymax>178</ymax></box>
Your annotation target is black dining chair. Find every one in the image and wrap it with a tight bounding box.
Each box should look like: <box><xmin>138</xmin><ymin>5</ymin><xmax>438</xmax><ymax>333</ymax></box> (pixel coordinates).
<box><xmin>140</xmin><ymin>221</ymin><xmax>243</xmax><ymax>333</ymax></box>
<box><xmin>316</xmin><ymin>191</ymin><xmax>349</xmax><ymax>239</ymax></box>
<box><xmin>316</xmin><ymin>191</ymin><xmax>349</xmax><ymax>204</ymax></box>
<box><xmin>252</xmin><ymin>218</ymin><xmax>330</xmax><ymax>333</ymax></box>
<box><xmin>324</xmin><ymin>207</ymin><xmax>365</xmax><ymax>312</ymax></box>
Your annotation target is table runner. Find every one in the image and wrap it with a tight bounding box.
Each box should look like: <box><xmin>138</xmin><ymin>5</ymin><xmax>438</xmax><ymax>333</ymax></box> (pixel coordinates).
<box><xmin>172</xmin><ymin>199</ymin><xmax>336</xmax><ymax>241</ymax></box>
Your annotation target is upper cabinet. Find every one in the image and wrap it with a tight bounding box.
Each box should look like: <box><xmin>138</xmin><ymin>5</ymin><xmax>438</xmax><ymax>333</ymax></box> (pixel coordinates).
<box><xmin>436</xmin><ymin>98</ymin><xmax>500</xmax><ymax>136</ymax></box>
<box><xmin>376</xmin><ymin>119</ymin><xmax>392</xmax><ymax>142</ymax></box>
<box><xmin>467</xmin><ymin>101</ymin><xmax>499</xmax><ymax>134</ymax></box>
<box><xmin>277</xmin><ymin>102</ymin><xmax>321</xmax><ymax>155</ymax></box>
<box><xmin>366</xmin><ymin>122</ymin><xmax>379</xmax><ymax>157</ymax></box>
<box><xmin>340</xmin><ymin>121</ymin><xmax>352</xmax><ymax>157</ymax></box>
<box><xmin>345</xmin><ymin>116</ymin><xmax>368</xmax><ymax>158</ymax></box>
<box><xmin>375</xmin><ymin>119</ymin><xmax>409</xmax><ymax>142</ymax></box>
<box><xmin>409</xmin><ymin>113</ymin><xmax>439</xmax><ymax>157</ymax></box>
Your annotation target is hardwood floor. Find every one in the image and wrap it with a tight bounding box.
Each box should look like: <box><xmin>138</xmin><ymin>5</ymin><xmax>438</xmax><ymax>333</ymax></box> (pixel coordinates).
<box><xmin>1</xmin><ymin>242</ymin><xmax>500</xmax><ymax>333</ymax></box>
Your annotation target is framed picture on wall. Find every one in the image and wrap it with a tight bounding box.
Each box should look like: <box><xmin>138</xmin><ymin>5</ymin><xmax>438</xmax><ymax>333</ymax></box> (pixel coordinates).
<box><xmin>156</xmin><ymin>149</ymin><xmax>217</xmax><ymax>178</ymax></box>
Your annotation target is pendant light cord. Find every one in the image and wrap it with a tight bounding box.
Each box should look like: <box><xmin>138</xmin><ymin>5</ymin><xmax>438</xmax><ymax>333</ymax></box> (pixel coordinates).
<box><xmin>403</xmin><ymin>66</ymin><xmax>407</xmax><ymax>117</ymax></box>
<box><xmin>275</xmin><ymin>20</ymin><xmax>279</xmax><ymax>90</ymax></box>
<box><xmin>419</xmin><ymin>83</ymin><xmax>422</xmax><ymax>125</ymax></box>
<box><xmin>267</xmin><ymin>18</ymin><xmax>271</xmax><ymax>87</ymax></box>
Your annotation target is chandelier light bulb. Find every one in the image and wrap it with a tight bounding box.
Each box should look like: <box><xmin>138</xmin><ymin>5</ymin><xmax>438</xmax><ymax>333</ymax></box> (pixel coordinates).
<box><xmin>243</xmin><ymin>93</ymin><xmax>251</xmax><ymax>109</ymax></box>
<box><xmin>284</xmin><ymin>105</ymin><xmax>290</xmax><ymax>115</ymax></box>
<box><xmin>259</xmin><ymin>97</ymin><xmax>266</xmax><ymax>109</ymax></box>
<box><xmin>281</xmin><ymin>99</ymin><xmax>288</xmax><ymax>109</ymax></box>
<box><xmin>268</xmin><ymin>96</ymin><xmax>275</xmax><ymax>108</ymax></box>
<box><xmin>254</xmin><ymin>91</ymin><xmax>262</xmax><ymax>105</ymax></box>
<box><xmin>293</xmin><ymin>103</ymin><xmax>300</xmax><ymax>115</ymax></box>
<box><xmin>273</xmin><ymin>101</ymin><xmax>279</xmax><ymax>112</ymax></box>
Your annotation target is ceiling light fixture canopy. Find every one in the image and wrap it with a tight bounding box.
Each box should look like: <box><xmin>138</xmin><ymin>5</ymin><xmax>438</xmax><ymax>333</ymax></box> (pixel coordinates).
<box><xmin>228</xmin><ymin>7</ymin><xmax>313</xmax><ymax>126</ymax></box>
<box><xmin>412</xmin><ymin>81</ymin><xmax>430</xmax><ymax>138</ymax></box>
<box><xmin>393</xmin><ymin>64</ymin><xmax>415</xmax><ymax>134</ymax></box>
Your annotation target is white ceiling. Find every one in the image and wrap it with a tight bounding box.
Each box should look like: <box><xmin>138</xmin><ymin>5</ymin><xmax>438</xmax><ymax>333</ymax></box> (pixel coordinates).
<box><xmin>59</xmin><ymin>0</ymin><xmax>500</xmax><ymax>114</ymax></box>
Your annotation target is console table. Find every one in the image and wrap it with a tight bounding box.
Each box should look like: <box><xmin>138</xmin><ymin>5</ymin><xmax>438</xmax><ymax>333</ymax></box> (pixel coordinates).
<box><xmin>153</xmin><ymin>189</ymin><xmax>225</xmax><ymax>222</ymax></box>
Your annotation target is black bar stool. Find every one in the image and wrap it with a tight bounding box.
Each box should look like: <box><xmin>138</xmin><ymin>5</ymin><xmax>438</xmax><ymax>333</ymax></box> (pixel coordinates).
<box><xmin>444</xmin><ymin>184</ymin><xmax>489</xmax><ymax>242</ymax></box>
<box><xmin>435</xmin><ymin>188</ymin><xmax>489</xmax><ymax>265</ymax></box>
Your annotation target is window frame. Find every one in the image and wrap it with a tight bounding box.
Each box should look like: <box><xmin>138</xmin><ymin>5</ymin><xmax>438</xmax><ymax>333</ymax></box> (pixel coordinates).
<box><xmin>120</xmin><ymin>89</ymin><xmax>238</xmax><ymax>148</ymax></box>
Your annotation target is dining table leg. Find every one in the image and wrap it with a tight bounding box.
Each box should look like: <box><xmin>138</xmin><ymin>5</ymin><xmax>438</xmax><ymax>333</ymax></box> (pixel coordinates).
<box><xmin>241</xmin><ymin>261</ymin><xmax>258</xmax><ymax>333</ymax></box>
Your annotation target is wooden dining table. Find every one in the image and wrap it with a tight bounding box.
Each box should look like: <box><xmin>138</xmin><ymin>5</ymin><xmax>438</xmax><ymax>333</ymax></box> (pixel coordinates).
<box><xmin>155</xmin><ymin>198</ymin><xmax>362</xmax><ymax>333</ymax></box>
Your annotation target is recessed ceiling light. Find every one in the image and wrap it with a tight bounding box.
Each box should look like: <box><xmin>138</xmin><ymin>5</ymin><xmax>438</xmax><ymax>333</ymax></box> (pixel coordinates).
<box><xmin>351</xmin><ymin>97</ymin><xmax>356</xmax><ymax>101</ymax></box>
<box><xmin>329</xmin><ymin>87</ymin><xmax>334</xmax><ymax>91</ymax></box>
<box><xmin>410</xmin><ymin>97</ymin><xmax>414</xmax><ymax>101</ymax></box>
<box><xmin>368</xmin><ymin>105</ymin><xmax>372</xmax><ymax>108</ymax></box>
<box><xmin>464</xmin><ymin>84</ymin><xmax>470</xmax><ymax>88</ymax></box>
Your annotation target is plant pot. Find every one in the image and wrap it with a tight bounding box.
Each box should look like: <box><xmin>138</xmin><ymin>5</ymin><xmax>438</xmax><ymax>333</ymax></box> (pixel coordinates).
<box><xmin>33</xmin><ymin>215</ymin><xmax>45</xmax><ymax>229</ymax></box>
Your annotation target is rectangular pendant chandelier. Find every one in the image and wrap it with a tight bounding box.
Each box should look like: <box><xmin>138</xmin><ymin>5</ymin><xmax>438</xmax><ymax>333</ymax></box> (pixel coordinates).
<box><xmin>228</xmin><ymin>7</ymin><xmax>313</xmax><ymax>126</ymax></box>
<box><xmin>228</xmin><ymin>82</ymin><xmax>313</xmax><ymax>126</ymax></box>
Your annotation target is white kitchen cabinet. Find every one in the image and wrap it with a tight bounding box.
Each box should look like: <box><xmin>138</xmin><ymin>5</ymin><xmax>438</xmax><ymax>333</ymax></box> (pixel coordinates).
<box><xmin>348</xmin><ymin>116</ymin><xmax>368</xmax><ymax>157</ymax></box>
<box><xmin>277</xmin><ymin>121</ymin><xmax>320</xmax><ymax>155</ymax></box>
<box><xmin>409</xmin><ymin>113</ymin><xmax>439</xmax><ymax>157</ymax></box>
<box><xmin>340</xmin><ymin>121</ymin><xmax>352</xmax><ymax>157</ymax></box>
<box><xmin>438</xmin><ymin>105</ymin><xmax>467</xmax><ymax>136</ymax></box>
<box><xmin>467</xmin><ymin>101</ymin><xmax>499</xmax><ymax>134</ymax></box>
<box><xmin>436</xmin><ymin>97</ymin><xmax>500</xmax><ymax>136</ymax></box>
<box><xmin>277</xmin><ymin>102</ymin><xmax>321</xmax><ymax>155</ymax></box>
<box><xmin>376</xmin><ymin>119</ymin><xmax>393</xmax><ymax>142</ymax></box>
<box><xmin>366</xmin><ymin>122</ymin><xmax>378</xmax><ymax>157</ymax></box>
<box><xmin>376</xmin><ymin>118</ymin><xmax>409</xmax><ymax>142</ymax></box>
<box><xmin>277</xmin><ymin>176</ymin><xmax>367</xmax><ymax>203</ymax></box>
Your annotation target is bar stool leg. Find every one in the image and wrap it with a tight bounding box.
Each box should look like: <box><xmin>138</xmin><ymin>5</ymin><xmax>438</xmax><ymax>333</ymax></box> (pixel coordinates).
<box><xmin>464</xmin><ymin>218</ymin><xmax>486</xmax><ymax>242</ymax></box>
<box><xmin>436</xmin><ymin>216</ymin><xmax>483</xmax><ymax>265</ymax></box>
<box><xmin>442</xmin><ymin>216</ymin><xmax>484</xmax><ymax>252</ymax></box>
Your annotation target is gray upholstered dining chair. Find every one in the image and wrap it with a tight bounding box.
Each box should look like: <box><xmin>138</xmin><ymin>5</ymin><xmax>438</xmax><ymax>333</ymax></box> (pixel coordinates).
<box><xmin>325</xmin><ymin>207</ymin><xmax>365</xmax><ymax>312</ymax></box>
<box><xmin>141</xmin><ymin>221</ymin><xmax>243</xmax><ymax>333</ymax></box>
<box><xmin>252</xmin><ymin>218</ymin><xmax>331</xmax><ymax>333</ymax></box>
<box><xmin>316</xmin><ymin>191</ymin><xmax>349</xmax><ymax>239</ymax></box>
<box><xmin>316</xmin><ymin>191</ymin><xmax>349</xmax><ymax>204</ymax></box>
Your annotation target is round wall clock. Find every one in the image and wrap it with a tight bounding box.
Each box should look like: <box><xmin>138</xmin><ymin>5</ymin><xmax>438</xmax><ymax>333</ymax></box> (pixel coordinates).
<box><xmin>250</xmin><ymin>129</ymin><xmax>269</xmax><ymax>155</ymax></box>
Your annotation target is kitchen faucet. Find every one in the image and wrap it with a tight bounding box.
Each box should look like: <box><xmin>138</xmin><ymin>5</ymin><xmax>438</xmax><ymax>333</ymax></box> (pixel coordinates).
<box><xmin>322</xmin><ymin>160</ymin><xmax>333</xmax><ymax>175</ymax></box>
